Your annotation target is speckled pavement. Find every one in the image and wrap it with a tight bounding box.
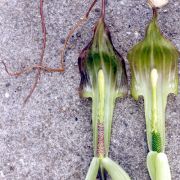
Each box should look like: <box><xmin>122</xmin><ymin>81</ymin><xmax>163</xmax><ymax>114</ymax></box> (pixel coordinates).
<box><xmin>0</xmin><ymin>0</ymin><xmax>179</xmax><ymax>179</ymax></box>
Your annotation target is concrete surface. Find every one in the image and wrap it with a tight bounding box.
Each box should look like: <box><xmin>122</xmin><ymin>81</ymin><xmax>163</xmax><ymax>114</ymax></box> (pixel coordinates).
<box><xmin>0</xmin><ymin>0</ymin><xmax>179</xmax><ymax>179</ymax></box>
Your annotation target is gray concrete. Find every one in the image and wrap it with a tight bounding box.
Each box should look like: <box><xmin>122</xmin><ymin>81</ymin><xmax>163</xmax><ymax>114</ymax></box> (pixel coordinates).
<box><xmin>0</xmin><ymin>0</ymin><xmax>179</xmax><ymax>179</ymax></box>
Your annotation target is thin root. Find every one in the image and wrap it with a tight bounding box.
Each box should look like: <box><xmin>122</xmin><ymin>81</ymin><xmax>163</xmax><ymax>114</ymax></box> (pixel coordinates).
<box><xmin>2</xmin><ymin>62</ymin><xmax>64</xmax><ymax>76</ymax></box>
<box><xmin>2</xmin><ymin>0</ymin><xmax>64</xmax><ymax>104</ymax></box>
<box><xmin>60</xmin><ymin>0</ymin><xmax>97</xmax><ymax>63</ymax></box>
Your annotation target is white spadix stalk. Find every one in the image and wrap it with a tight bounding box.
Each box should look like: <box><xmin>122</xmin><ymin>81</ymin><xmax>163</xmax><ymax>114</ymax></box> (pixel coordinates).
<box><xmin>151</xmin><ymin>68</ymin><xmax>158</xmax><ymax>133</ymax></box>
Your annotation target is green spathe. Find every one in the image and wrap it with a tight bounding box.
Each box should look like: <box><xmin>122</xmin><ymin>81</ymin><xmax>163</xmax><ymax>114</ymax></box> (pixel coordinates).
<box><xmin>79</xmin><ymin>18</ymin><xmax>129</xmax><ymax>179</ymax></box>
<box><xmin>127</xmin><ymin>15</ymin><xmax>179</xmax><ymax>152</ymax></box>
<box><xmin>79</xmin><ymin>18</ymin><xmax>127</xmax><ymax>156</ymax></box>
<box><xmin>127</xmin><ymin>10</ymin><xmax>179</xmax><ymax>180</ymax></box>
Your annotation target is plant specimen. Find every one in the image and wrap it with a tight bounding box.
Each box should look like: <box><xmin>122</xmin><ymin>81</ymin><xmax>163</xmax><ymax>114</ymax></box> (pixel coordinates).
<box><xmin>127</xmin><ymin>1</ymin><xmax>179</xmax><ymax>179</ymax></box>
<box><xmin>78</xmin><ymin>0</ymin><xmax>131</xmax><ymax>179</ymax></box>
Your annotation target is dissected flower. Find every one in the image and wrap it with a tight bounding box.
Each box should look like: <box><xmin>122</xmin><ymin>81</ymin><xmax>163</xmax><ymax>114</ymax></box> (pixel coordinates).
<box><xmin>127</xmin><ymin>8</ymin><xmax>179</xmax><ymax>180</ymax></box>
<box><xmin>79</xmin><ymin>18</ymin><xmax>130</xmax><ymax>180</ymax></box>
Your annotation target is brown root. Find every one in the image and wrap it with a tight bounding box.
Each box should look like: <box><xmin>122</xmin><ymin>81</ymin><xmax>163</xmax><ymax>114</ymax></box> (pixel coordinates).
<box><xmin>60</xmin><ymin>0</ymin><xmax>97</xmax><ymax>64</ymax></box>
<box><xmin>2</xmin><ymin>0</ymin><xmax>64</xmax><ymax>104</ymax></box>
<box><xmin>101</xmin><ymin>0</ymin><xmax>106</xmax><ymax>19</ymax></box>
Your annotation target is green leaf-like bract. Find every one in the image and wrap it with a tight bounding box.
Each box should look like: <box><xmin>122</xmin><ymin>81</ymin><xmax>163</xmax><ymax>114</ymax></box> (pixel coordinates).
<box><xmin>85</xmin><ymin>157</ymin><xmax>99</xmax><ymax>180</ymax></box>
<box><xmin>102</xmin><ymin>157</ymin><xmax>131</xmax><ymax>180</ymax></box>
<box><xmin>127</xmin><ymin>15</ymin><xmax>179</xmax><ymax>152</ymax></box>
<box><xmin>147</xmin><ymin>151</ymin><xmax>171</xmax><ymax>180</ymax></box>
